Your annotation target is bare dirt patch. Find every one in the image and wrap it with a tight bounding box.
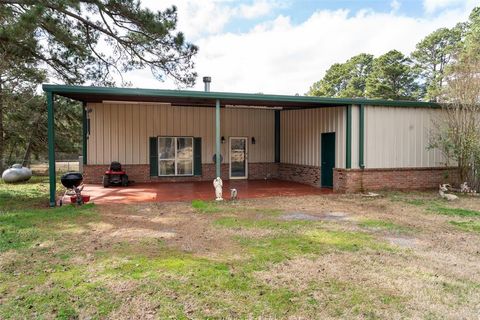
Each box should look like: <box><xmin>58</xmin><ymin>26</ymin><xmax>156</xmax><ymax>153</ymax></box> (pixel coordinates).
<box><xmin>385</xmin><ymin>236</ymin><xmax>418</xmax><ymax>248</ymax></box>
<box><xmin>94</xmin><ymin>202</ymin><xmax>241</xmax><ymax>259</ymax></box>
<box><xmin>320</xmin><ymin>211</ymin><xmax>351</xmax><ymax>221</ymax></box>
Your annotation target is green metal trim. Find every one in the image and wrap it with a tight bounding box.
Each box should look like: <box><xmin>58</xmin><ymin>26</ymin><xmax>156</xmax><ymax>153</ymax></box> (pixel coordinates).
<box><xmin>274</xmin><ymin>110</ymin><xmax>280</xmax><ymax>163</ymax></box>
<box><xmin>215</xmin><ymin>99</ymin><xmax>221</xmax><ymax>178</ymax></box>
<box><xmin>346</xmin><ymin>105</ymin><xmax>352</xmax><ymax>169</ymax></box>
<box><xmin>42</xmin><ymin>84</ymin><xmax>441</xmax><ymax>109</ymax></box>
<box><xmin>47</xmin><ymin>91</ymin><xmax>56</xmax><ymax>207</ymax></box>
<box><xmin>82</xmin><ymin>102</ymin><xmax>87</xmax><ymax>165</ymax></box>
<box><xmin>359</xmin><ymin>104</ymin><xmax>365</xmax><ymax>169</ymax></box>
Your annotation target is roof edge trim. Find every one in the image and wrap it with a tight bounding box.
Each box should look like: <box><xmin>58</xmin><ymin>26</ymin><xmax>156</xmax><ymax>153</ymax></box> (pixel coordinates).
<box><xmin>42</xmin><ymin>84</ymin><xmax>442</xmax><ymax>108</ymax></box>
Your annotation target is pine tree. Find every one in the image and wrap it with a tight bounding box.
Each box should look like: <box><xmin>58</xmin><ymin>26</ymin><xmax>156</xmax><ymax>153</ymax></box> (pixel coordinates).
<box><xmin>0</xmin><ymin>0</ymin><xmax>198</xmax><ymax>170</ymax></box>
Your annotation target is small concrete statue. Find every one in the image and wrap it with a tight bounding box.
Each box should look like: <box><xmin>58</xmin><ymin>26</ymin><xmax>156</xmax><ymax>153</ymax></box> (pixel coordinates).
<box><xmin>213</xmin><ymin>177</ymin><xmax>223</xmax><ymax>201</ymax></box>
<box><xmin>2</xmin><ymin>164</ymin><xmax>32</xmax><ymax>183</ymax></box>
<box><xmin>439</xmin><ymin>184</ymin><xmax>458</xmax><ymax>201</ymax></box>
<box><xmin>230</xmin><ymin>188</ymin><xmax>238</xmax><ymax>200</ymax></box>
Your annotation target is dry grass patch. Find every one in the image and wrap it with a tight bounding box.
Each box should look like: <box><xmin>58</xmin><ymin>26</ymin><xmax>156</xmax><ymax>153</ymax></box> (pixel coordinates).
<box><xmin>255</xmin><ymin>250</ymin><xmax>480</xmax><ymax>319</ymax></box>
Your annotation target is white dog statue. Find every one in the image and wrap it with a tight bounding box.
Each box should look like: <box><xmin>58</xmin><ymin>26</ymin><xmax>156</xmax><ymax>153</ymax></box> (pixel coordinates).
<box><xmin>439</xmin><ymin>184</ymin><xmax>458</xmax><ymax>201</ymax></box>
<box><xmin>213</xmin><ymin>177</ymin><xmax>223</xmax><ymax>201</ymax></box>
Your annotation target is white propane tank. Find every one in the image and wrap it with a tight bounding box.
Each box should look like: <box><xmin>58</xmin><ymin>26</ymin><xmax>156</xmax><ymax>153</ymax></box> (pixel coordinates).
<box><xmin>2</xmin><ymin>164</ymin><xmax>32</xmax><ymax>183</ymax></box>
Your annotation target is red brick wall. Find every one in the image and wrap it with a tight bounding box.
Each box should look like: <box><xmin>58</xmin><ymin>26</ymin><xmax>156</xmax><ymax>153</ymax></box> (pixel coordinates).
<box><xmin>83</xmin><ymin>163</ymin><xmax>278</xmax><ymax>184</ymax></box>
<box><xmin>334</xmin><ymin>167</ymin><xmax>459</xmax><ymax>193</ymax></box>
<box><xmin>83</xmin><ymin>165</ymin><xmax>151</xmax><ymax>184</ymax></box>
<box><xmin>278</xmin><ymin>164</ymin><xmax>320</xmax><ymax>187</ymax></box>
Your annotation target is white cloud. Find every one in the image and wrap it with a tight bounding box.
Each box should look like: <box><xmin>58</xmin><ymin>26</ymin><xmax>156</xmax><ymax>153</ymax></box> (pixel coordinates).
<box><xmin>125</xmin><ymin>2</ymin><xmax>476</xmax><ymax>95</ymax></box>
<box><xmin>142</xmin><ymin>0</ymin><xmax>234</xmax><ymax>38</ymax></box>
<box><xmin>423</xmin><ymin>0</ymin><xmax>476</xmax><ymax>14</ymax></box>
<box><xmin>390</xmin><ymin>0</ymin><xmax>401</xmax><ymax>13</ymax></box>
<box><xmin>239</xmin><ymin>0</ymin><xmax>279</xmax><ymax>19</ymax></box>
<box><xmin>142</xmin><ymin>0</ymin><xmax>281</xmax><ymax>39</ymax></box>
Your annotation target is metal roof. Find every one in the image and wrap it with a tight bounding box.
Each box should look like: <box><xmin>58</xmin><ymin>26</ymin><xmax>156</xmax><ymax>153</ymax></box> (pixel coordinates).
<box><xmin>42</xmin><ymin>84</ymin><xmax>441</xmax><ymax>109</ymax></box>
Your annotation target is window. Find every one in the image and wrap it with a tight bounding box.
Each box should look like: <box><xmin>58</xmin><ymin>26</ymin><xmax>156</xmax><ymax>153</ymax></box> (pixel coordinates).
<box><xmin>158</xmin><ymin>137</ymin><xmax>193</xmax><ymax>176</ymax></box>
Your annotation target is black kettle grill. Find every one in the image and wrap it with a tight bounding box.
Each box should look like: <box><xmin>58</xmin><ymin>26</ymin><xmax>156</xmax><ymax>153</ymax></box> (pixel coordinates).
<box><xmin>59</xmin><ymin>172</ymin><xmax>87</xmax><ymax>206</ymax></box>
<box><xmin>61</xmin><ymin>172</ymin><xmax>83</xmax><ymax>189</ymax></box>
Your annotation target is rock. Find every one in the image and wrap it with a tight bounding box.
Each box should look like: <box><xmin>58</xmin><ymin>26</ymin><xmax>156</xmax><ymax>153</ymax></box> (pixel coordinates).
<box><xmin>363</xmin><ymin>192</ymin><xmax>380</xmax><ymax>197</ymax></box>
<box><xmin>2</xmin><ymin>164</ymin><xmax>32</xmax><ymax>183</ymax></box>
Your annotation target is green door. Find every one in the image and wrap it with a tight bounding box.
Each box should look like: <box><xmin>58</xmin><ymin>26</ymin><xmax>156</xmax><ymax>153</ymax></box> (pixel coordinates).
<box><xmin>321</xmin><ymin>132</ymin><xmax>335</xmax><ymax>187</ymax></box>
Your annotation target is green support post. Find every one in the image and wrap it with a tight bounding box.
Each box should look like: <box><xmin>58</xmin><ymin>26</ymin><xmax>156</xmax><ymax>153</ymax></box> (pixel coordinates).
<box><xmin>359</xmin><ymin>104</ymin><xmax>365</xmax><ymax>169</ymax></box>
<box><xmin>215</xmin><ymin>99</ymin><xmax>221</xmax><ymax>178</ymax></box>
<box><xmin>346</xmin><ymin>105</ymin><xmax>352</xmax><ymax>169</ymax></box>
<box><xmin>82</xmin><ymin>102</ymin><xmax>87</xmax><ymax>165</ymax></box>
<box><xmin>47</xmin><ymin>91</ymin><xmax>56</xmax><ymax>207</ymax></box>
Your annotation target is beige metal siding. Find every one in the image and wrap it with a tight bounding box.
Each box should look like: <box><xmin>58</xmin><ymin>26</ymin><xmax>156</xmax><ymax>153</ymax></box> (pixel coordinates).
<box><xmin>364</xmin><ymin>106</ymin><xmax>446</xmax><ymax>168</ymax></box>
<box><xmin>86</xmin><ymin>103</ymin><xmax>275</xmax><ymax>165</ymax></box>
<box><xmin>220</xmin><ymin>107</ymin><xmax>275</xmax><ymax>163</ymax></box>
<box><xmin>280</xmin><ymin>107</ymin><xmax>346</xmax><ymax>168</ymax></box>
<box><xmin>350</xmin><ymin>106</ymin><xmax>360</xmax><ymax>169</ymax></box>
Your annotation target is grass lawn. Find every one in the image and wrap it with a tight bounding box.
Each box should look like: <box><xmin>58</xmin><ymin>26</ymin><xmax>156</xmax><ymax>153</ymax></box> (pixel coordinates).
<box><xmin>1</xmin><ymin>180</ymin><xmax>480</xmax><ymax>319</ymax></box>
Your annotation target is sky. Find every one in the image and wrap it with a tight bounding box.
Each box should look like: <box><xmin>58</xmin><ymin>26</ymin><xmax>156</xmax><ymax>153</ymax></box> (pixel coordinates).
<box><xmin>122</xmin><ymin>0</ymin><xmax>478</xmax><ymax>95</ymax></box>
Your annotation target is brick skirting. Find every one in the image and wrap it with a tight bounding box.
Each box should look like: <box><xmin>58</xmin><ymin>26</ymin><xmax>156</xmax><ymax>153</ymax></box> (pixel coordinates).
<box><xmin>278</xmin><ymin>163</ymin><xmax>320</xmax><ymax>187</ymax></box>
<box><xmin>83</xmin><ymin>163</ymin><xmax>279</xmax><ymax>184</ymax></box>
<box><xmin>334</xmin><ymin>167</ymin><xmax>459</xmax><ymax>193</ymax></box>
<box><xmin>83</xmin><ymin>164</ymin><xmax>150</xmax><ymax>184</ymax></box>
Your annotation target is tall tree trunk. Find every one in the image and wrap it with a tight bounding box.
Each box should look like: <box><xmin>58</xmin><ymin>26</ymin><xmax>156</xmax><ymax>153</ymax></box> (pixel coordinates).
<box><xmin>0</xmin><ymin>78</ymin><xmax>4</xmax><ymax>173</ymax></box>
<box><xmin>22</xmin><ymin>139</ymin><xmax>33</xmax><ymax>167</ymax></box>
<box><xmin>22</xmin><ymin>113</ymin><xmax>42</xmax><ymax>167</ymax></box>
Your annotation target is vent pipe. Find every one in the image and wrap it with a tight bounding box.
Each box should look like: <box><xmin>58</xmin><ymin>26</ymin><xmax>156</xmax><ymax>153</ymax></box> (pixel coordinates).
<box><xmin>203</xmin><ymin>76</ymin><xmax>211</xmax><ymax>92</ymax></box>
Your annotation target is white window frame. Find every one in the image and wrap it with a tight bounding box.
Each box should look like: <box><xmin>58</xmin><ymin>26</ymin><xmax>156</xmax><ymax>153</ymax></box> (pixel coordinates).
<box><xmin>158</xmin><ymin>136</ymin><xmax>194</xmax><ymax>176</ymax></box>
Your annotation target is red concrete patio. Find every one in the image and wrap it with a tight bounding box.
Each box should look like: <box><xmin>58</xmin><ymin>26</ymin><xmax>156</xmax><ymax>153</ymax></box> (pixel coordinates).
<box><xmin>83</xmin><ymin>179</ymin><xmax>332</xmax><ymax>204</ymax></box>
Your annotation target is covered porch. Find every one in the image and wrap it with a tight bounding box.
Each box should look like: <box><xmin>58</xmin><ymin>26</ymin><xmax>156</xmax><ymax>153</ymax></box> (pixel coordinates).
<box><xmin>83</xmin><ymin>179</ymin><xmax>333</xmax><ymax>204</ymax></box>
